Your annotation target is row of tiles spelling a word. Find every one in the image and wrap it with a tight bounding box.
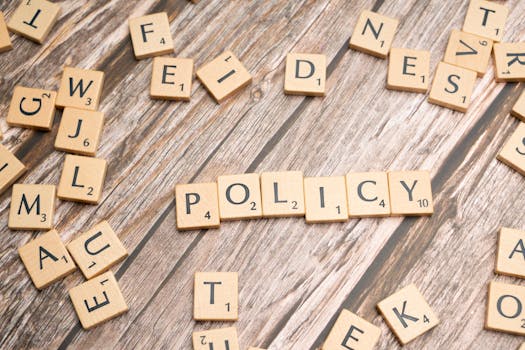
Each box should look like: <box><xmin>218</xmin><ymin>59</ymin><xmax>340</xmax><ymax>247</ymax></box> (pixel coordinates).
<box><xmin>175</xmin><ymin>171</ymin><xmax>433</xmax><ymax>230</ymax></box>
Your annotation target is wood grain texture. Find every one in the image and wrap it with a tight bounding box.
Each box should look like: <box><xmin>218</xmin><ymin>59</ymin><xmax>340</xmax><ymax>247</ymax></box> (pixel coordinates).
<box><xmin>0</xmin><ymin>0</ymin><xmax>524</xmax><ymax>349</ymax></box>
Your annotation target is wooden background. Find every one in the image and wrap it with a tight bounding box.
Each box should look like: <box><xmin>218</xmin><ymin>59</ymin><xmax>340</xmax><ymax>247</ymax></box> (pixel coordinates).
<box><xmin>0</xmin><ymin>0</ymin><xmax>524</xmax><ymax>349</ymax></box>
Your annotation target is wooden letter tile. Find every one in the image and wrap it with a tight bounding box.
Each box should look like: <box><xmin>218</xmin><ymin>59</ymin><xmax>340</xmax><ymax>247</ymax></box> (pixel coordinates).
<box><xmin>346</xmin><ymin>172</ymin><xmax>390</xmax><ymax>218</ymax></box>
<box><xmin>428</xmin><ymin>62</ymin><xmax>477</xmax><ymax>113</ymax></box>
<box><xmin>7</xmin><ymin>86</ymin><xmax>57</xmax><ymax>130</ymax></box>
<box><xmin>150</xmin><ymin>57</ymin><xmax>193</xmax><ymax>101</ymax></box>
<box><xmin>493</xmin><ymin>43</ymin><xmax>525</xmax><ymax>83</ymax></box>
<box><xmin>56</xmin><ymin>67</ymin><xmax>105</xmax><ymax>111</ymax></box>
<box><xmin>0</xmin><ymin>11</ymin><xmax>12</xmax><ymax>52</ymax></box>
<box><xmin>0</xmin><ymin>144</ymin><xmax>26</xmax><ymax>195</ymax></box>
<box><xmin>388</xmin><ymin>171</ymin><xmax>433</xmax><ymax>216</ymax></box>
<box><xmin>67</xmin><ymin>221</ymin><xmax>128</xmax><ymax>279</ymax></box>
<box><xmin>443</xmin><ymin>29</ymin><xmax>493</xmax><ymax>76</ymax></box>
<box><xmin>192</xmin><ymin>327</ymin><xmax>239</xmax><ymax>350</ymax></box>
<box><xmin>196</xmin><ymin>51</ymin><xmax>252</xmax><ymax>103</ymax></box>
<box><xmin>486</xmin><ymin>281</ymin><xmax>525</xmax><ymax>335</ymax></box>
<box><xmin>462</xmin><ymin>0</ymin><xmax>508</xmax><ymax>42</ymax></box>
<box><xmin>175</xmin><ymin>182</ymin><xmax>220</xmax><ymax>230</ymax></box>
<box><xmin>9</xmin><ymin>184</ymin><xmax>55</xmax><ymax>230</ymax></box>
<box><xmin>129</xmin><ymin>12</ymin><xmax>173</xmax><ymax>59</ymax></box>
<box><xmin>497</xmin><ymin>122</ymin><xmax>525</xmax><ymax>176</ymax></box>
<box><xmin>304</xmin><ymin>176</ymin><xmax>348</xmax><ymax>223</ymax></box>
<box><xmin>248</xmin><ymin>348</ymin><xmax>266</xmax><ymax>350</ymax></box>
<box><xmin>260</xmin><ymin>171</ymin><xmax>305</xmax><ymax>217</ymax></box>
<box><xmin>495</xmin><ymin>227</ymin><xmax>525</xmax><ymax>279</ymax></box>
<box><xmin>7</xmin><ymin>0</ymin><xmax>60</xmax><ymax>44</ymax></box>
<box><xmin>284</xmin><ymin>53</ymin><xmax>326</xmax><ymax>96</ymax></box>
<box><xmin>57</xmin><ymin>154</ymin><xmax>107</xmax><ymax>204</ymax></box>
<box><xmin>377</xmin><ymin>284</ymin><xmax>439</xmax><ymax>345</ymax></box>
<box><xmin>69</xmin><ymin>271</ymin><xmax>128</xmax><ymax>330</ymax></box>
<box><xmin>194</xmin><ymin>272</ymin><xmax>238</xmax><ymax>321</ymax></box>
<box><xmin>54</xmin><ymin>107</ymin><xmax>104</xmax><ymax>156</ymax></box>
<box><xmin>512</xmin><ymin>91</ymin><xmax>525</xmax><ymax>122</ymax></box>
<box><xmin>349</xmin><ymin>10</ymin><xmax>399</xmax><ymax>58</ymax></box>
<box><xmin>322</xmin><ymin>309</ymin><xmax>381</xmax><ymax>350</ymax></box>
<box><xmin>18</xmin><ymin>229</ymin><xmax>76</xmax><ymax>289</ymax></box>
<box><xmin>217</xmin><ymin>173</ymin><xmax>262</xmax><ymax>220</ymax></box>
<box><xmin>387</xmin><ymin>48</ymin><xmax>430</xmax><ymax>93</ymax></box>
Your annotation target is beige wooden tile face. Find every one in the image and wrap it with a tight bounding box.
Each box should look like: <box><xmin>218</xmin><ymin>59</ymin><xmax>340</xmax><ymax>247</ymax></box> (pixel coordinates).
<box><xmin>512</xmin><ymin>92</ymin><xmax>525</xmax><ymax>122</ymax></box>
<box><xmin>260</xmin><ymin>171</ymin><xmax>305</xmax><ymax>217</ymax></box>
<box><xmin>57</xmin><ymin>154</ymin><xmax>107</xmax><ymax>204</ymax></box>
<box><xmin>462</xmin><ymin>0</ymin><xmax>508</xmax><ymax>42</ymax></box>
<box><xmin>428</xmin><ymin>62</ymin><xmax>477</xmax><ymax>113</ymax></box>
<box><xmin>7</xmin><ymin>0</ymin><xmax>60</xmax><ymax>44</ymax></box>
<box><xmin>248</xmin><ymin>348</ymin><xmax>265</xmax><ymax>350</ymax></box>
<box><xmin>9</xmin><ymin>184</ymin><xmax>55</xmax><ymax>230</ymax></box>
<box><xmin>520</xmin><ymin>343</ymin><xmax>525</xmax><ymax>350</ymax></box>
<box><xmin>486</xmin><ymin>281</ymin><xmax>525</xmax><ymax>335</ymax></box>
<box><xmin>192</xmin><ymin>327</ymin><xmax>239</xmax><ymax>350</ymax></box>
<box><xmin>495</xmin><ymin>227</ymin><xmax>525</xmax><ymax>279</ymax></box>
<box><xmin>194</xmin><ymin>272</ymin><xmax>238</xmax><ymax>321</ymax></box>
<box><xmin>322</xmin><ymin>309</ymin><xmax>381</xmax><ymax>350</ymax></box>
<box><xmin>129</xmin><ymin>12</ymin><xmax>173</xmax><ymax>59</ymax></box>
<box><xmin>443</xmin><ymin>29</ymin><xmax>493</xmax><ymax>76</ymax></box>
<box><xmin>349</xmin><ymin>10</ymin><xmax>399</xmax><ymax>58</ymax></box>
<box><xmin>0</xmin><ymin>144</ymin><xmax>26</xmax><ymax>195</ymax></box>
<box><xmin>388</xmin><ymin>171</ymin><xmax>433</xmax><ymax>216</ymax></box>
<box><xmin>196</xmin><ymin>51</ymin><xmax>252</xmax><ymax>103</ymax></box>
<box><xmin>493</xmin><ymin>43</ymin><xmax>525</xmax><ymax>83</ymax></box>
<box><xmin>54</xmin><ymin>107</ymin><xmax>104</xmax><ymax>156</ymax></box>
<box><xmin>175</xmin><ymin>183</ymin><xmax>220</xmax><ymax>230</ymax></box>
<box><xmin>0</xmin><ymin>11</ymin><xmax>12</xmax><ymax>52</ymax></box>
<box><xmin>346</xmin><ymin>172</ymin><xmax>390</xmax><ymax>218</ymax></box>
<box><xmin>67</xmin><ymin>221</ymin><xmax>128</xmax><ymax>280</ymax></box>
<box><xmin>18</xmin><ymin>230</ymin><xmax>76</xmax><ymax>289</ymax></box>
<box><xmin>150</xmin><ymin>57</ymin><xmax>193</xmax><ymax>100</ymax></box>
<box><xmin>284</xmin><ymin>53</ymin><xmax>326</xmax><ymax>96</ymax></box>
<box><xmin>497</xmin><ymin>122</ymin><xmax>525</xmax><ymax>176</ymax></box>
<box><xmin>69</xmin><ymin>271</ymin><xmax>128</xmax><ymax>330</ymax></box>
<box><xmin>217</xmin><ymin>173</ymin><xmax>262</xmax><ymax>220</ymax></box>
<box><xmin>7</xmin><ymin>86</ymin><xmax>57</xmax><ymax>130</ymax></box>
<box><xmin>56</xmin><ymin>67</ymin><xmax>105</xmax><ymax>111</ymax></box>
<box><xmin>377</xmin><ymin>284</ymin><xmax>439</xmax><ymax>345</ymax></box>
<box><xmin>304</xmin><ymin>176</ymin><xmax>348</xmax><ymax>223</ymax></box>
<box><xmin>387</xmin><ymin>48</ymin><xmax>430</xmax><ymax>93</ymax></box>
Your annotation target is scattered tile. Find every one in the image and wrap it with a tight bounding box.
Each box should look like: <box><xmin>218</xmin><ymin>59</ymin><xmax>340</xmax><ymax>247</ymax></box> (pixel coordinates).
<box><xmin>349</xmin><ymin>10</ymin><xmax>399</xmax><ymax>58</ymax></box>
<box><xmin>346</xmin><ymin>171</ymin><xmax>390</xmax><ymax>217</ymax></box>
<box><xmin>304</xmin><ymin>176</ymin><xmax>348</xmax><ymax>223</ymax></box>
<box><xmin>463</xmin><ymin>0</ymin><xmax>508</xmax><ymax>42</ymax></box>
<box><xmin>54</xmin><ymin>107</ymin><xmax>104</xmax><ymax>156</ymax></box>
<box><xmin>443</xmin><ymin>29</ymin><xmax>493</xmax><ymax>76</ymax></box>
<box><xmin>175</xmin><ymin>182</ymin><xmax>221</xmax><ymax>230</ymax></box>
<box><xmin>322</xmin><ymin>309</ymin><xmax>381</xmax><ymax>350</ymax></box>
<box><xmin>284</xmin><ymin>53</ymin><xmax>326</xmax><ymax>96</ymax></box>
<box><xmin>57</xmin><ymin>154</ymin><xmax>107</xmax><ymax>204</ymax></box>
<box><xmin>7</xmin><ymin>0</ymin><xmax>60</xmax><ymax>44</ymax></box>
<box><xmin>260</xmin><ymin>171</ymin><xmax>305</xmax><ymax>217</ymax></box>
<box><xmin>428</xmin><ymin>61</ymin><xmax>477</xmax><ymax>112</ymax></box>
<box><xmin>7</xmin><ymin>86</ymin><xmax>57</xmax><ymax>130</ymax></box>
<box><xmin>485</xmin><ymin>281</ymin><xmax>525</xmax><ymax>335</ymax></box>
<box><xmin>150</xmin><ymin>57</ymin><xmax>193</xmax><ymax>100</ymax></box>
<box><xmin>129</xmin><ymin>12</ymin><xmax>174</xmax><ymax>59</ymax></box>
<box><xmin>56</xmin><ymin>67</ymin><xmax>105</xmax><ymax>111</ymax></box>
<box><xmin>217</xmin><ymin>173</ymin><xmax>262</xmax><ymax>220</ymax></box>
<box><xmin>194</xmin><ymin>272</ymin><xmax>238</xmax><ymax>321</ymax></box>
<box><xmin>388</xmin><ymin>171</ymin><xmax>433</xmax><ymax>216</ymax></box>
<box><xmin>192</xmin><ymin>327</ymin><xmax>239</xmax><ymax>350</ymax></box>
<box><xmin>9</xmin><ymin>184</ymin><xmax>55</xmax><ymax>230</ymax></box>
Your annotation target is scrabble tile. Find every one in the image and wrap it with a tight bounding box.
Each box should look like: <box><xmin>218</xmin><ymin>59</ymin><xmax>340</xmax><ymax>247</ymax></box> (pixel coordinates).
<box><xmin>194</xmin><ymin>272</ymin><xmax>238</xmax><ymax>321</ymax></box>
<box><xmin>260</xmin><ymin>171</ymin><xmax>305</xmax><ymax>217</ymax></box>
<box><xmin>248</xmin><ymin>348</ymin><xmax>265</xmax><ymax>350</ymax></box>
<box><xmin>462</xmin><ymin>0</ymin><xmax>508</xmax><ymax>42</ymax></box>
<box><xmin>493</xmin><ymin>43</ymin><xmax>525</xmax><ymax>83</ymax></box>
<box><xmin>428</xmin><ymin>62</ymin><xmax>477</xmax><ymax>113</ymax></box>
<box><xmin>388</xmin><ymin>171</ymin><xmax>433</xmax><ymax>216</ymax></box>
<box><xmin>57</xmin><ymin>154</ymin><xmax>107</xmax><ymax>204</ymax></box>
<box><xmin>377</xmin><ymin>284</ymin><xmax>439</xmax><ymax>345</ymax></box>
<box><xmin>443</xmin><ymin>29</ymin><xmax>493</xmax><ymax>76</ymax></box>
<box><xmin>67</xmin><ymin>221</ymin><xmax>128</xmax><ymax>280</ymax></box>
<box><xmin>54</xmin><ymin>107</ymin><xmax>104</xmax><ymax>156</ymax></box>
<box><xmin>0</xmin><ymin>144</ymin><xmax>26</xmax><ymax>195</ymax></box>
<box><xmin>486</xmin><ymin>281</ymin><xmax>525</xmax><ymax>335</ymax></box>
<box><xmin>56</xmin><ymin>67</ymin><xmax>105</xmax><ymax>111</ymax></box>
<box><xmin>7</xmin><ymin>86</ymin><xmax>57</xmax><ymax>130</ymax></box>
<box><xmin>304</xmin><ymin>176</ymin><xmax>348</xmax><ymax>223</ymax></box>
<box><xmin>217</xmin><ymin>173</ymin><xmax>262</xmax><ymax>220</ymax></box>
<box><xmin>512</xmin><ymin>91</ymin><xmax>525</xmax><ymax>122</ymax></box>
<box><xmin>150</xmin><ymin>57</ymin><xmax>193</xmax><ymax>101</ymax></box>
<box><xmin>520</xmin><ymin>343</ymin><xmax>525</xmax><ymax>350</ymax></box>
<box><xmin>69</xmin><ymin>271</ymin><xmax>128</xmax><ymax>330</ymax></box>
<box><xmin>349</xmin><ymin>10</ymin><xmax>399</xmax><ymax>58</ymax></box>
<box><xmin>196</xmin><ymin>51</ymin><xmax>252</xmax><ymax>103</ymax></box>
<box><xmin>18</xmin><ymin>229</ymin><xmax>76</xmax><ymax>289</ymax></box>
<box><xmin>128</xmin><ymin>12</ymin><xmax>173</xmax><ymax>59</ymax></box>
<box><xmin>175</xmin><ymin>182</ymin><xmax>220</xmax><ymax>230</ymax></box>
<box><xmin>387</xmin><ymin>48</ymin><xmax>430</xmax><ymax>93</ymax></box>
<box><xmin>495</xmin><ymin>227</ymin><xmax>525</xmax><ymax>279</ymax></box>
<box><xmin>9</xmin><ymin>184</ymin><xmax>55</xmax><ymax>230</ymax></box>
<box><xmin>284</xmin><ymin>53</ymin><xmax>326</xmax><ymax>96</ymax></box>
<box><xmin>322</xmin><ymin>309</ymin><xmax>381</xmax><ymax>350</ymax></box>
<box><xmin>192</xmin><ymin>327</ymin><xmax>239</xmax><ymax>350</ymax></box>
<box><xmin>0</xmin><ymin>11</ymin><xmax>12</xmax><ymax>53</ymax></box>
<box><xmin>497</xmin><ymin>122</ymin><xmax>525</xmax><ymax>176</ymax></box>
<box><xmin>346</xmin><ymin>172</ymin><xmax>390</xmax><ymax>218</ymax></box>
<box><xmin>7</xmin><ymin>0</ymin><xmax>60</xmax><ymax>44</ymax></box>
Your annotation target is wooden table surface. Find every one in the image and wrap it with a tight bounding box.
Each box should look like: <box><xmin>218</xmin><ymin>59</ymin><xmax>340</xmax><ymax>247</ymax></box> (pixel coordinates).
<box><xmin>1</xmin><ymin>0</ymin><xmax>524</xmax><ymax>349</ymax></box>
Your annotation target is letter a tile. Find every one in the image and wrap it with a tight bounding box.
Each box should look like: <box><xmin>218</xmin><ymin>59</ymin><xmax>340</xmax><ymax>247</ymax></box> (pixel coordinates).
<box><xmin>194</xmin><ymin>272</ymin><xmax>238</xmax><ymax>321</ymax></box>
<box><xmin>175</xmin><ymin>182</ymin><xmax>220</xmax><ymax>230</ymax></box>
<box><xmin>9</xmin><ymin>184</ymin><xmax>55</xmax><ymax>230</ymax></box>
<box><xmin>493</xmin><ymin>43</ymin><xmax>525</xmax><ymax>83</ymax></box>
<box><xmin>7</xmin><ymin>86</ymin><xmax>57</xmax><ymax>130</ymax></box>
<box><xmin>388</xmin><ymin>170</ymin><xmax>433</xmax><ymax>216</ymax></box>
<box><xmin>322</xmin><ymin>309</ymin><xmax>381</xmax><ymax>350</ymax></box>
<box><xmin>57</xmin><ymin>154</ymin><xmax>107</xmax><ymax>204</ymax></box>
<box><xmin>486</xmin><ymin>281</ymin><xmax>525</xmax><ymax>335</ymax></box>
<box><xmin>7</xmin><ymin>0</ymin><xmax>60</xmax><ymax>44</ymax></box>
<box><xmin>0</xmin><ymin>144</ymin><xmax>26</xmax><ymax>195</ymax></box>
<box><xmin>192</xmin><ymin>327</ymin><xmax>239</xmax><ymax>350</ymax></box>
<box><xmin>56</xmin><ymin>67</ymin><xmax>105</xmax><ymax>111</ymax></box>
<box><xmin>495</xmin><ymin>227</ymin><xmax>525</xmax><ymax>279</ymax></box>
<box><xmin>497</xmin><ymin>122</ymin><xmax>525</xmax><ymax>176</ymax></box>
<box><xmin>217</xmin><ymin>173</ymin><xmax>262</xmax><ymax>220</ymax></box>
<box><xmin>284</xmin><ymin>53</ymin><xmax>326</xmax><ymax>96</ymax></box>
<box><xmin>349</xmin><ymin>10</ymin><xmax>399</xmax><ymax>58</ymax></box>
<box><xmin>129</xmin><ymin>12</ymin><xmax>174</xmax><ymax>59</ymax></box>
